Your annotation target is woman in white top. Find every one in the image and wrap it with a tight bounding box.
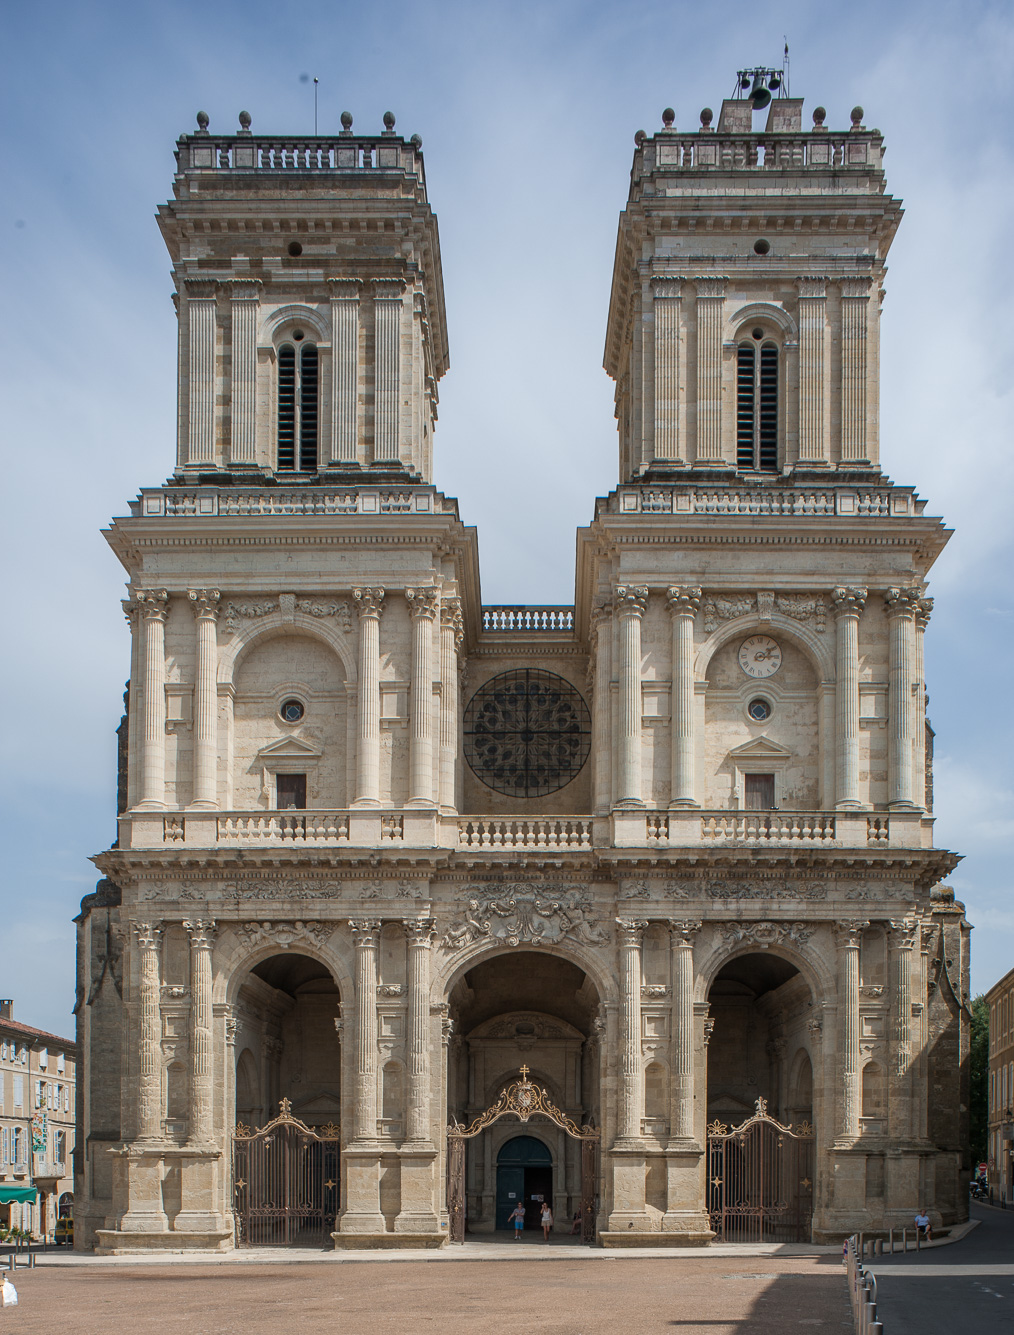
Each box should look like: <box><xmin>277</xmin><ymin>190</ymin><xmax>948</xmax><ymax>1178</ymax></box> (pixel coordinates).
<box><xmin>540</xmin><ymin>1201</ymin><xmax>553</xmax><ymax>1241</ymax></box>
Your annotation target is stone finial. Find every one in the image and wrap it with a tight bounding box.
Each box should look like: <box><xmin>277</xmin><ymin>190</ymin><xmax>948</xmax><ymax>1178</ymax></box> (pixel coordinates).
<box><xmin>661</xmin><ymin>107</ymin><xmax>675</xmax><ymax>129</ymax></box>
<box><xmin>238</xmin><ymin>110</ymin><xmax>252</xmax><ymax>134</ymax></box>
<box><xmin>850</xmin><ymin>105</ymin><xmax>865</xmax><ymax>128</ymax></box>
<box><xmin>196</xmin><ymin>110</ymin><xmax>210</xmax><ymax>134</ymax></box>
<box><xmin>340</xmin><ymin>110</ymin><xmax>353</xmax><ymax>134</ymax></box>
<box><xmin>812</xmin><ymin>105</ymin><xmax>826</xmax><ymax>128</ymax></box>
<box><xmin>634</xmin><ymin>129</ymin><xmax>647</xmax><ymax>146</ymax></box>
<box><xmin>700</xmin><ymin>107</ymin><xmax>713</xmax><ymax>129</ymax></box>
<box><xmin>382</xmin><ymin>110</ymin><xmax>396</xmax><ymax>134</ymax></box>
<box><xmin>410</xmin><ymin>134</ymin><xmax>422</xmax><ymax>148</ymax></box>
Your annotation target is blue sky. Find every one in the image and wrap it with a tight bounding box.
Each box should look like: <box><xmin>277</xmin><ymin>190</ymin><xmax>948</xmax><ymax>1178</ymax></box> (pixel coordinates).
<box><xmin>2</xmin><ymin>0</ymin><xmax>1013</xmax><ymax>1037</ymax></box>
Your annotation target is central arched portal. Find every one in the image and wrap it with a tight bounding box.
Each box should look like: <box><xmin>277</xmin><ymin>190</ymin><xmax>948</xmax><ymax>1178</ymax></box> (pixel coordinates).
<box><xmin>495</xmin><ymin>1134</ymin><xmax>553</xmax><ymax>1230</ymax></box>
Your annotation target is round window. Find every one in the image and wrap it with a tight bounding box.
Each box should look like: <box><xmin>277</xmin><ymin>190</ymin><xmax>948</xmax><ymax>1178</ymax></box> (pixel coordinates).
<box><xmin>280</xmin><ymin>699</ymin><xmax>305</xmax><ymax>724</ymax></box>
<box><xmin>287</xmin><ymin>241</ymin><xmax>303</xmax><ymax>257</ymax></box>
<box><xmin>753</xmin><ymin>238</ymin><xmax>770</xmax><ymax>255</ymax></box>
<box><xmin>747</xmin><ymin>698</ymin><xmax>772</xmax><ymax>722</ymax></box>
<box><xmin>463</xmin><ymin>668</ymin><xmax>591</xmax><ymax>798</ymax></box>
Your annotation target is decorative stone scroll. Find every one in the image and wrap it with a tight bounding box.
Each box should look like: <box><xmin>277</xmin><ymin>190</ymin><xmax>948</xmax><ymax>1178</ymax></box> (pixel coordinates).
<box><xmin>703</xmin><ymin>591</ymin><xmax>827</xmax><ymax>633</ymax></box>
<box><xmin>442</xmin><ymin>885</ymin><xmax>610</xmax><ymax>949</ymax></box>
<box><xmin>295</xmin><ymin>598</ymin><xmax>352</xmax><ymax>632</ymax></box>
<box><xmin>223</xmin><ymin>600</ymin><xmax>279</xmax><ymax>635</ymax></box>
<box><xmin>234</xmin><ymin>920</ymin><xmax>334</xmax><ymax>951</ymax></box>
<box><xmin>702</xmin><ymin>594</ymin><xmax>754</xmax><ymax>633</ymax></box>
<box><xmin>720</xmin><ymin>921</ymin><xmax>815</xmax><ymax>948</ymax></box>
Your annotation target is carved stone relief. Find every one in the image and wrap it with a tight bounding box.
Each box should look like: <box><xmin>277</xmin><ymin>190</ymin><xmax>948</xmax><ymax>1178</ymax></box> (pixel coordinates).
<box><xmin>442</xmin><ymin>885</ymin><xmax>610</xmax><ymax>949</ymax></box>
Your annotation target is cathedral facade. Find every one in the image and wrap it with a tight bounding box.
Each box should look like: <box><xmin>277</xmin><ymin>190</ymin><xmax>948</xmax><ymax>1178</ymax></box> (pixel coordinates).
<box><xmin>75</xmin><ymin>92</ymin><xmax>970</xmax><ymax>1252</ymax></box>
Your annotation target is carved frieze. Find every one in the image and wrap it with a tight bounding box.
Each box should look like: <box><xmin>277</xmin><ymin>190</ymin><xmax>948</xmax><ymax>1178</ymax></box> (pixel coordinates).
<box><xmin>702</xmin><ymin>594</ymin><xmax>754</xmax><ymax>633</ymax></box>
<box><xmin>295</xmin><ymin>598</ymin><xmax>352</xmax><ymax>632</ymax></box>
<box><xmin>223</xmin><ymin>599</ymin><xmax>279</xmax><ymax>635</ymax></box>
<box><xmin>234</xmin><ymin>921</ymin><xmax>334</xmax><ymax>951</ymax></box>
<box><xmin>442</xmin><ymin>885</ymin><xmax>610</xmax><ymax>949</ymax></box>
<box><xmin>719</xmin><ymin>922</ymin><xmax>816</xmax><ymax>949</ymax></box>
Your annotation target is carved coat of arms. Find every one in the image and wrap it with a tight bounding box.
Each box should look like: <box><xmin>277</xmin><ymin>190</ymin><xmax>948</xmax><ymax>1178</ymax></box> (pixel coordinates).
<box><xmin>442</xmin><ymin>885</ymin><xmax>610</xmax><ymax>949</ymax></box>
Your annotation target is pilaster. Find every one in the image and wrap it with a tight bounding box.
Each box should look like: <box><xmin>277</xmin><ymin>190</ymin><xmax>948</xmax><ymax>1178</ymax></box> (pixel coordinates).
<box><xmin>651</xmin><ymin>276</ymin><xmax>684</xmax><ymax>463</ymax></box>
<box><xmin>615</xmin><ymin>587</ymin><xmax>648</xmax><ymax>806</ymax></box>
<box><xmin>884</xmin><ymin>587</ymin><xmax>920</xmax><ymax>809</ymax></box>
<box><xmin>372</xmin><ymin>278</ymin><xmax>405</xmax><ymax>464</ymax></box>
<box><xmin>328</xmin><ymin>277</ymin><xmax>362</xmax><ymax>466</ymax></box>
<box><xmin>187</xmin><ymin>589</ymin><xmax>220</xmax><ymax>809</ymax></box>
<box><xmin>135</xmin><ymin>590</ymin><xmax>169</xmax><ymax>811</ymax></box>
<box><xmin>406</xmin><ymin>588</ymin><xmax>439</xmax><ymax>806</ymax></box>
<box><xmin>694</xmin><ymin>277</ymin><xmax>726</xmax><ymax>463</ymax></box>
<box><xmin>796</xmin><ymin>276</ymin><xmax>830</xmax><ymax>464</ymax></box>
<box><xmin>184</xmin><ymin>279</ymin><xmax>218</xmax><ymax>467</ymax></box>
<box><xmin>352</xmin><ymin>588</ymin><xmax>385</xmax><ymax>806</ymax></box>
<box><xmin>224</xmin><ymin>279</ymin><xmax>261</xmax><ymax>465</ymax></box>
<box><xmin>840</xmin><ymin>277</ymin><xmax>872</xmax><ymax>463</ymax></box>
<box><xmin>832</xmin><ymin>587</ymin><xmax>866</xmax><ymax>809</ymax></box>
<box><xmin>666</xmin><ymin>587</ymin><xmax>700</xmax><ymax>807</ymax></box>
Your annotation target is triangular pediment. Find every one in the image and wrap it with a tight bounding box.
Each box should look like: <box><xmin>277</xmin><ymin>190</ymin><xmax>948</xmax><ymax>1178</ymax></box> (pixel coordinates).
<box><xmin>729</xmin><ymin>735</ymin><xmax>792</xmax><ymax>761</ymax></box>
<box><xmin>255</xmin><ymin>734</ymin><xmax>323</xmax><ymax>762</ymax></box>
<box><xmin>291</xmin><ymin>1090</ymin><xmax>340</xmax><ymax>1114</ymax></box>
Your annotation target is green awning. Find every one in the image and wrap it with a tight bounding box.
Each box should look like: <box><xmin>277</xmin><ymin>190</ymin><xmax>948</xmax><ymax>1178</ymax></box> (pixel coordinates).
<box><xmin>0</xmin><ymin>1186</ymin><xmax>38</xmax><ymax>1204</ymax></box>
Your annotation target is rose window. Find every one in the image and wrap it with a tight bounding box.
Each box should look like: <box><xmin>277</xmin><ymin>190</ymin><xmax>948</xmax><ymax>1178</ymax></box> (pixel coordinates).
<box><xmin>463</xmin><ymin>669</ymin><xmax>591</xmax><ymax>798</ymax></box>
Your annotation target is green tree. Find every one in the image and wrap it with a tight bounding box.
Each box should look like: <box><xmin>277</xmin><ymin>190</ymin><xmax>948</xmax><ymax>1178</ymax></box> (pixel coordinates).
<box><xmin>969</xmin><ymin>994</ymin><xmax>989</xmax><ymax>1168</ymax></box>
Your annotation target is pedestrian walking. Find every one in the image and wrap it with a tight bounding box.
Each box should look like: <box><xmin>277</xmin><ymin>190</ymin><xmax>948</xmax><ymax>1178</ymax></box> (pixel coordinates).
<box><xmin>508</xmin><ymin>1202</ymin><xmax>525</xmax><ymax>1240</ymax></box>
<box><xmin>540</xmin><ymin>1201</ymin><xmax>553</xmax><ymax>1241</ymax></box>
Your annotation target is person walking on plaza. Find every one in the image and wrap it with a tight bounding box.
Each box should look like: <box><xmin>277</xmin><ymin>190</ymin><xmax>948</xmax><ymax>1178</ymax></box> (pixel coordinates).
<box><xmin>540</xmin><ymin>1201</ymin><xmax>553</xmax><ymax>1241</ymax></box>
<box><xmin>508</xmin><ymin>1202</ymin><xmax>525</xmax><ymax>1241</ymax></box>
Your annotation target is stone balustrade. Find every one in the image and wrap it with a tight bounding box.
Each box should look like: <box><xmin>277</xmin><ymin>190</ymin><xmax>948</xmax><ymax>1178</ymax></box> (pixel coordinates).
<box><xmin>116</xmin><ymin>807</ymin><xmax>932</xmax><ymax>852</ymax></box>
<box><xmin>634</xmin><ymin>130</ymin><xmax>883</xmax><ymax>177</ymax></box>
<box><xmin>614</xmin><ymin>485</ymin><xmax>919</xmax><ymax>518</ymax></box>
<box><xmin>137</xmin><ymin>486</ymin><xmax>445</xmax><ymax>519</ymax></box>
<box><xmin>178</xmin><ymin>134</ymin><xmax>426</xmax><ymax>186</ymax></box>
<box><xmin>481</xmin><ymin>606</ymin><xmax>575</xmax><ymax>632</ymax></box>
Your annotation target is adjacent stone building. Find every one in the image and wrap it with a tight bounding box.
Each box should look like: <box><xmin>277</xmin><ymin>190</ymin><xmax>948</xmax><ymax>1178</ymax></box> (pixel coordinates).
<box><xmin>986</xmin><ymin>967</ymin><xmax>1014</xmax><ymax>1201</ymax></box>
<box><xmin>0</xmin><ymin>1002</ymin><xmax>76</xmax><ymax>1240</ymax></box>
<box><xmin>75</xmin><ymin>90</ymin><xmax>970</xmax><ymax>1253</ymax></box>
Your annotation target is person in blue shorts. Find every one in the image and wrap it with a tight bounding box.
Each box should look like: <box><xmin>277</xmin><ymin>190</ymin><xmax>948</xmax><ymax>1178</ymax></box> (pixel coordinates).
<box><xmin>508</xmin><ymin>1202</ymin><xmax>525</xmax><ymax>1240</ymax></box>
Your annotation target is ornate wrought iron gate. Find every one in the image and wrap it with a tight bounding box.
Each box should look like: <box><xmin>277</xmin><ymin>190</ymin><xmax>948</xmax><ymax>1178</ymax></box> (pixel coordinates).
<box><xmin>233</xmin><ymin>1098</ymin><xmax>340</xmax><ymax>1247</ymax></box>
<box><xmin>706</xmin><ymin>1099</ymin><xmax>814</xmax><ymax>1244</ymax></box>
<box><xmin>447</xmin><ymin>1066</ymin><xmax>599</xmax><ymax>1244</ymax></box>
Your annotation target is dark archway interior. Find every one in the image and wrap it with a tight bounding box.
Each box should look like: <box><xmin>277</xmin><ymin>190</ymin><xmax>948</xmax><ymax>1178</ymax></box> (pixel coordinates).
<box><xmin>707</xmin><ymin>952</ymin><xmax>814</xmax><ymax>1128</ymax></box>
<box><xmin>453</xmin><ymin>952</ymin><xmax>597</xmax><ymax>1035</ymax></box>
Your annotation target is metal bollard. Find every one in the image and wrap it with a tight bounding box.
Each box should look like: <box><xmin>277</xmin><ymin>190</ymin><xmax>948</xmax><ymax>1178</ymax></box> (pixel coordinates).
<box><xmin>868</xmin><ymin>1324</ymin><xmax>883</xmax><ymax>1335</ymax></box>
<box><xmin>888</xmin><ymin>1227</ymin><xmax>894</xmax><ymax>1254</ymax></box>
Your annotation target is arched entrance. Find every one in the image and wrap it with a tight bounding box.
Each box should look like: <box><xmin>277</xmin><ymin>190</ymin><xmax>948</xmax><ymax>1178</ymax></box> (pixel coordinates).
<box><xmin>231</xmin><ymin>951</ymin><xmax>342</xmax><ymax>1246</ymax></box>
<box><xmin>495</xmin><ymin>1135</ymin><xmax>552</xmax><ymax>1231</ymax></box>
<box><xmin>705</xmin><ymin>951</ymin><xmax>817</xmax><ymax>1242</ymax></box>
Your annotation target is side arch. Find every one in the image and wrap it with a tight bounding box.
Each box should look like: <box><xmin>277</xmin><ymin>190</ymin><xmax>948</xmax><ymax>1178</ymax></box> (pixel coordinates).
<box><xmin>726</xmin><ymin>301</ymin><xmax>799</xmax><ymax>340</ymax></box>
<box><xmin>260</xmin><ymin>303</ymin><xmax>330</xmax><ymax>345</ymax></box>
<box><xmin>216</xmin><ymin>930</ymin><xmax>355</xmax><ymax>1008</ymax></box>
<box><xmin>694</xmin><ymin>612</ymin><xmax>835</xmax><ymax>685</ymax></box>
<box><xmin>217</xmin><ymin>611</ymin><xmax>357</xmax><ymax>687</ymax></box>
<box><xmin>434</xmin><ymin>937</ymin><xmax>618</xmax><ymax>1014</ymax></box>
<box><xmin>693</xmin><ymin>929</ymin><xmax>835</xmax><ymax>1007</ymax></box>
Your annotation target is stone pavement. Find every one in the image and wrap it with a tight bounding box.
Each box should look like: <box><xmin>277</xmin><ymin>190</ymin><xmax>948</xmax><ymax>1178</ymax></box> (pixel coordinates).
<box><xmin>870</xmin><ymin>1202</ymin><xmax>1014</xmax><ymax>1332</ymax></box>
<box><xmin>0</xmin><ymin>1253</ymin><xmax>850</xmax><ymax>1334</ymax></box>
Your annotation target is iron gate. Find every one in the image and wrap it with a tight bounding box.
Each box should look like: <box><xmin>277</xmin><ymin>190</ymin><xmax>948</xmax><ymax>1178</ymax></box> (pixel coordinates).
<box><xmin>707</xmin><ymin>1098</ymin><xmax>814</xmax><ymax>1244</ymax></box>
<box><xmin>233</xmin><ymin>1098</ymin><xmax>340</xmax><ymax>1247</ymax></box>
<box><xmin>448</xmin><ymin>1067</ymin><xmax>599</xmax><ymax>1244</ymax></box>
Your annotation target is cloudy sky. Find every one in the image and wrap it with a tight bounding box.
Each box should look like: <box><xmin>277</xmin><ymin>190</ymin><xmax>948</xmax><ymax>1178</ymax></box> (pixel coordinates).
<box><xmin>2</xmin><ymin>0</ymin><xmax>1013</xmax><ymax>1037</ymax></box>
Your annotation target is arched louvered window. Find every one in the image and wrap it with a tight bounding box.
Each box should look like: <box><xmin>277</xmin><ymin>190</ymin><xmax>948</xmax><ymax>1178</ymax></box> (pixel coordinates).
<box><xmin>736</xmin><ymin>330</ymin><xmax>779</xmax><ymax>472</ymax></box>
<box><xmin>277</xmin><ymin>338</ymin><xmax>319</xmax><ymax>472</ymax></box>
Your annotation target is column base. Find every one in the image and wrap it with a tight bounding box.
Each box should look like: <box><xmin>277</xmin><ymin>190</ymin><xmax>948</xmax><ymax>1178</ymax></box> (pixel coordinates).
<box><xmin>117</xmin><ymin>1209</ymin><xmax>170</xmax><ymax>1234</ymax></box>
<box><xmin>174</xmin><ymin>1210</ymin><xmax>226</xmax><ymax>1233</ymax></box>
<box><xmin>95</xmin><ymin>1228</ymin><xmax>233</xmax><ymax>1255</ymax></box>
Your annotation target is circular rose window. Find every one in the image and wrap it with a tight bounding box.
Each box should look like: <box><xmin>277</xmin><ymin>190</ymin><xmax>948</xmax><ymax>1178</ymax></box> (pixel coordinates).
<box><xmin>463</xmin><ymin>668</ymin><xmax>591</xmax><ymax>798</ymax></box>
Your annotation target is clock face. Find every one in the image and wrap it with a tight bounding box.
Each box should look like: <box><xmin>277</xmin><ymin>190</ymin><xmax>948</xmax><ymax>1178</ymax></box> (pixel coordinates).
<box><xmin>738</xmin><ymin>635</ymin><xmax>782</xmax><ymax>679</ymax></box>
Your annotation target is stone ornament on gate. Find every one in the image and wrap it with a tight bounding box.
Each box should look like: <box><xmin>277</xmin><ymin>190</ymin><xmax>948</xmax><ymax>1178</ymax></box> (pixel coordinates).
<box><xmin>442</xmin><ymin>885</ymin><xmax>610</xmax><ymax>949</ymax></box>
<box><xmin>719</xmin><ymin>921</ymin><xmax>815</xmax><ymax>949</ymax></box>
<box><xmin>233</xmin><ymin>921</ymin><xmax>334</xmax><ymax>951</ymax></box>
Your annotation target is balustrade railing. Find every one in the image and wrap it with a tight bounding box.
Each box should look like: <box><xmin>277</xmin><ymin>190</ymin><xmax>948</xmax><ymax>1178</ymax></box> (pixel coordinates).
<box><xmin>138</xmin><ymin>487</ymin><xmax>439</xmax><ymax>519</ymax></box>
<box><xmin>180</xmin><ymin>136</ymin><xmax>425</xmax><ymax>183</ymax></box>
<box><xmin>620</xmin><ymin>487</ymin><xmax>898</xmax><ymax>518</ymax></box>
<box><xmin>456</xmin><ymin>817</ymin><xmax>593</xmax><ymax>849</ymax></box>
<box><xmin>636</xmin><ymin>131</ymin><xmax>882</xmax><ymax>176</ymax></box>
<box><xmin>481</xmin><ymin>606</ymin><xmax>575</xmax><ymax>632</ymax></box>
<box><xmin>701</xmin><ymin>813</ymin><xmax>838</xmax><ymax>844</ymax></box>
<box><xmin>217</xmin><ymin>812</ymin><xmax>351</xmax><ymax>843</ymax></box>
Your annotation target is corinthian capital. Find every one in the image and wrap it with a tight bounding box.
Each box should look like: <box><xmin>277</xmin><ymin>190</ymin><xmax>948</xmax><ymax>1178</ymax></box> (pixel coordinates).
<box><xmin>327</xmin><ymin>276</ymin><xmax>363</xmax><ymax>299</ymax></box>
<box><xmin>887</xmin><ymin>918</ymin><xmax>919</xmax><ymax>951</ymax></box>
<box><xmin>833</xmin><ymin>920</ymin><xmax>868</xmax><ymax>949</ymax></box>
<box><xmin>668</xmin><ymin>919</ymin><xmax>702</xmax><ymax>946</ymax></box>
<box><xmin>353</xmin><ymin>587</ymin><xmax>386</xmax><ymax>619</ymax></box>
<box><xmin>916</xmin><ymin>597</ymin><xmax>933</xmax><ymax>630</ymax></box>
<box><xmin>188</xmin><ymin>588</ymin><xmax>221</xmax><ymax>619</ymax></box>
<box><xmin>406</xmin><ymin>587</ymin><xmax>439</xmax><ymax>621</ymax></box>
<box><xmin>616</xmin><ymin>918</ymin><xmax>647</xmax><ymax>946</ymax></box>
<box><xmin>183</xmin><ymin>919</ymin><xmax>217</xmax><ymax>949</ymax></box>
<box><xmin>371</xmin><ymin>277</ymin><xmax>406</xmax><ymax>300</ymax></box>
<box><xmin>666</xmin><ymin>586</ymin><xmax>701</xmax><ymax>618</ymax></box>
<box><xmin>796</xmin><ymin>276</ymin><xmax>828</xmax><ymax>299</ymax></box>
<box><xmin>883</xmin><ymin>587</ymin><xmax>920</xmax><ymax>618</ymax></box>
<box><xmin>222</xmin><ymin>278</ymin><xmax>263</xmax><ymax>301</ymax></box>
<box><xmin>184</xmin><ymin>278</ymin><xmax>218</xmax><ymax>300</ymax></box>
<box><xmin>831</xmin><ymin>586</ymin><xmax>867</xmax><ymax>617</ymax></box>
<box><xmin>651</xmin><ymin>275</ymin><xmax>684</xmax><ymax>299</ymax></box>
<box><xmin>348</xmin><ymin>919</ymin><xmax>381</xmax><ymax>945</ymax></box>
<box><xmin>136</xmin><ymin>589</ymin><xmax>169</xmax><ymax>621</ymax></box>
<box><xmin>403</xmin><ymin>918</ymin><xmax>436</xmax><ymax>948</ymax></box>
<box><xmin>134</xmin><ymin>921</ymin><xmax>163</xmax><ymax>951</ymax></box>
<box><xmin>615</xmin><ymin>586</ymin><xmax>648</xmax><ymax>617</ymax></box>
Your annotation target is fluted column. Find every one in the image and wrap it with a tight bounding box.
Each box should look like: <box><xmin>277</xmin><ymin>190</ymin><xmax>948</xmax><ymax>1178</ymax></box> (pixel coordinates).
<box><xmin>885</xmin><ymin>587</ymin><xmax>920</xmax><ymax>808</ymax></box>
<box><xmin>185</xmin><ymin>279</ymin><xmax>218</xmax><ymax>466</ymax></box>
<box><xmin>651</xmin><ymin>276</ymin><xmax>684</xmax><ymax>462</ymax></box>
<box><xmin>372</xmin><ymin>278</ymin><xmax>405</xmax><ymax>463</ymax></box>
<box><xmin>438</xmin><ymin>598</ymin><xmax>462</xmax><ymax>812</ymax></box>
<box><xmin>832</xmin><ymin>586</ymin><xmax>866</xmax><ymax>808</ymax></box>
<box><xmin>666</xmin><ymin>587</ymin><xmax>700</xmax><ymax>807</ymax></box>
<box><xmin>796</xmin><ymin>277</ymin><xmax>830</xmax><ymax>464</ymax></box>
<box><xmin>591</xmin><ymin>602</ymin><xmax>612</xmax><ymax>813</ymax></box>
<box><xmin>617</xmin><ymin>919</ymin><xmax>646</xmax><ymax>1140</ymax></box>
<box><xmin>353</xmin><ymin>587</ymin><xmax>385</xmax><ymax>805</ymax></box>
<box><xmin>136</xmin><ymin>590</ymin><xmax>169</xmax><ymax>810</ymax></box>
<box><xmin>835</xmin><ymin>921</ymin><xmax>866</xmax><ymax>1140</ymax></box>
<box><xmin>840</xmin><ymin>278</ymin><xmax>871</xmax><ymax>463</ymax></box>
<box><xmin>135</xmin><ymin>922</ymin><xmax>164</xmax><ymax>1141</ymax></box>
<box><xmin>226</xmin><ymin>279</ymin><xmax>261</xmax><ymax>465</ymax></box>
<box><xmin>694</xmin><ymin>277</ymin><xmax>726</xmax><ymax>462</ymax></box>
<box><xmin>404</xmin><ymin>919</ymin><xmax>435</xmax><ymax>1141</ymax></box>
<box><xmin>406</xmin><ymin>588</ymin><xmax>439</xmax><ymax>805</ymax></box>
<box><xmin>615</xmin><ymin>586</ymin><xmax>648</xmax><ymax>806</ymax></box>
<box><xmin>350</xmin><ymin>920</ymin><xmax>381</xmax><ymax>1141</ymax></box>
<box><xmin>889</xmin><ymin>918</ymin><xmax>917</xmax><ymax>1138</ymax></box>
<box><xmin>184</xmin><ymin>920</ymin><xmax>216</xmax><ymax>1145</ymax></box>
<box><xmin>328</xmin><ymin>277</ymin><xmax>362</xmax><ymax>465</ymax></box>
<box><xmin>669</xmin><ymin>920</ymin><xmax>700</xmax><ymax>1141</ymax></box>
<box><xmin>188</xmin><ymin>589</ymin><xmax>220</xmax><ymax>809</ymax></box>
<box><xmin>915</xmin><ymin>597</ymin><xmax>933</xmax><ymax>809</ymax></box>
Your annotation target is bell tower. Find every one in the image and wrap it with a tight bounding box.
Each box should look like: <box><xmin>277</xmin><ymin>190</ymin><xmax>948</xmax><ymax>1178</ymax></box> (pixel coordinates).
<box><xmin>157</xmin><ymin>110</ymin><xmax>448</xmax><ymax>482</ymax></box>
<box><xmin>604</xmin><ymin>97</ymin><xmax>901</xmax><ymax>481</ymax></box>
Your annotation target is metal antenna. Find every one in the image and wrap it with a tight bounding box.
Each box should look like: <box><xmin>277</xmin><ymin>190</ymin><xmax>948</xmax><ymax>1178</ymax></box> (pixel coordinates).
<box><xmin>783</xmin><ymin>39</ymin><xmax>790</xmax><ymax>98</ymax></box>
<box><xmin>313</xmin><ymin>77</ymin><xmax>319</xmax><ymax>135</ymax></box>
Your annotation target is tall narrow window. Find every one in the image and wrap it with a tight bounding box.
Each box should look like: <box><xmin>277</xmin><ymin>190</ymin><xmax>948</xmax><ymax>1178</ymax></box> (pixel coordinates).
<box><xmin>276</xmin><ymin>339</ymin><xmax>319</xmax><ymax>471</ymax></box>
<box><xmin>736</xmin><ymin>331</ymin><xmax>779</xmax><ymax>471</ymax></box>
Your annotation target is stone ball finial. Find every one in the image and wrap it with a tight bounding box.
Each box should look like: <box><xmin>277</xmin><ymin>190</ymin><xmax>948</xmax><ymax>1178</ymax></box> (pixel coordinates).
<box><xmin>238</xmin><ymin>110</ymin><xmax>252</xmax><ymax>131</ymax></box>
<box><xmin>410</xmin><ymin>134</ymin><xmax>422</xmax><ymax>148</ymax></box>
<box><xmin>851</xmin><ymin>105</ymin><xmax>864</xmax><ymax>127</ymax></box>
<box><xmin>383</xmin><ymin>110</ymin><xmax>396</xmax><ymax>130</ymax></box>
<box><xmin>340</xmin><ymin>110</ymin><xmax>353</xmax><ymax>131</ymax></box>
<box><xmin>634</xmin><ymin>129</ymin><xmax>647</xmax><ymax>146</ymax></box>
<box><xmin>196</xmin><ymin>110</ymin><xmax>210</xmax><ymax>132</ymax></box>
<box><xmin>700</xmin><ymin>107</ymin><xmax>713</xmax><ymax>128</ymax></box>
<box><xmin>812</xmin><ymin>106</ymin><xmax>826</xmax><ymax>127</ymax></box>
<box><xmin>661</xmin><ymin>107</ymin><xmax>675</xmax><ymax>129</ymax></box>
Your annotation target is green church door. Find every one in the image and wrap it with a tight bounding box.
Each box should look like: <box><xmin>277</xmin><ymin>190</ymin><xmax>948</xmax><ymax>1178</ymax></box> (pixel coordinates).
<box><xmin>495</xmin><ymin>1135</ymin><xmax>553</xmax><ymax>1231</ymax></box>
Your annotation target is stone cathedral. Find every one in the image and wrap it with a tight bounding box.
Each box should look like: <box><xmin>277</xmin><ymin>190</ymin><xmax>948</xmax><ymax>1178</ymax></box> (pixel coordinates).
<box><xmin>75</xmin><ymin>90</ymin><xmax>971</xmax><ymax>1253</ymax></box>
